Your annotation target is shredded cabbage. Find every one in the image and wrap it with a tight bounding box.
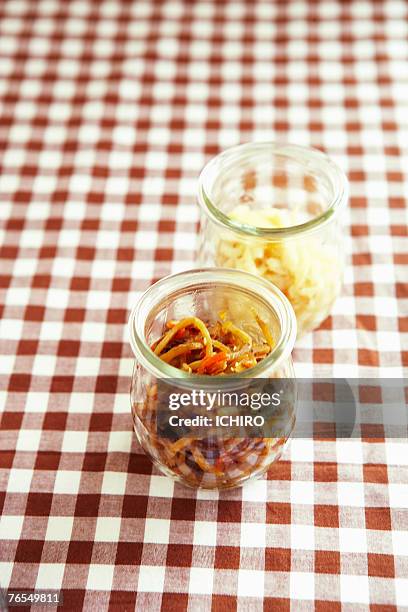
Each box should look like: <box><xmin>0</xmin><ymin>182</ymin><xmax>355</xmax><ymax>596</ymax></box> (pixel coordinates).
<box><xmin>216</xmin><ymin>205</ymin><xmax>343</xmax><ymax>336</ymax></box>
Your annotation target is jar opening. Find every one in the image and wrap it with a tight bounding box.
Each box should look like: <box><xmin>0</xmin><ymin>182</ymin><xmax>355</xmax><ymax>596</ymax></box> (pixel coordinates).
<box><xmin>128</xmin><ymin>269</ymin><xmax>297</xmax><ymax>379</ymax></box>
<box><xmin>198</xmin><ymin>142</ymin><xmax>348</xmax><ymax>239</ymax></box>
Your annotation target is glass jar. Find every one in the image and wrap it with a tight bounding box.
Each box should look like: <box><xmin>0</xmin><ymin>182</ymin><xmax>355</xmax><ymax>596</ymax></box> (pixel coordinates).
<box><xmin>197</xmin><ymin>142</ymin><xmax>348</xmax><ymax>337</ymax></box>
<box><xmin>128</xmin><ymin>268</ymin><xmax>297</xmax><ymax>490</ymax></box>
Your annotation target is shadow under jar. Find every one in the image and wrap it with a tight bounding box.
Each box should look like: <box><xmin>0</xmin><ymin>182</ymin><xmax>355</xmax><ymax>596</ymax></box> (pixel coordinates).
<box><xmin>197</xmin><ymin>142</ymin><xmax>348</xmax><ymax>337</ymax></box>
<box><xmin>128</xmin><ymin>268</ymin><xmax>297</xmax><ymax>490</ymax></box>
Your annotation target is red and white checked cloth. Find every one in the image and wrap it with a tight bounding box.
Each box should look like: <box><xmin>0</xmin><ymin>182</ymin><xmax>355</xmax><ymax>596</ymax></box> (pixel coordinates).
<box><xmin>1</xmin><ymin>0</ymin><xmax>408</xmax><ymax>609</ymax></box>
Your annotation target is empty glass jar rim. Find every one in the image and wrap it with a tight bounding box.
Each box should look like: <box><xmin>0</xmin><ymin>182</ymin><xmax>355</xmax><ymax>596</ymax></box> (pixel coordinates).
<box><xmin>198</xmin><ymin>141</ymin><xmax>348</xmax><ymax>239</ymax></box>
<box><xmin>128</xmin><ymin>268</ymin><xmax>297</xmax><ymax>380</ymax></box>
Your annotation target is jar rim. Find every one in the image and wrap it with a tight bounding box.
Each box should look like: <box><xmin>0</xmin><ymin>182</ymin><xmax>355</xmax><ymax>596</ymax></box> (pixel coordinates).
<box><xmin>128</xmin><ymin>268</ymin><xmax>297</xmax><ymax>379</ymax></box>
<box><xmin>198</xmin><ymin>141</ymin><xmax>348</xmax><ymax>239</ymax></box>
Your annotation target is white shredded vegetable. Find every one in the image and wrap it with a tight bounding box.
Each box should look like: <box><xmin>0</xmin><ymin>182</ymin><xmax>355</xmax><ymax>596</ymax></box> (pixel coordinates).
<box><xmin>216</xmin><ymin>205</ymin><xmax>343</xmax><ymax>336</ymax></box>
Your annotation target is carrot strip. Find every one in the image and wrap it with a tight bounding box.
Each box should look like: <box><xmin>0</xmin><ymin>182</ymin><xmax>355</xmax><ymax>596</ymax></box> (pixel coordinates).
<box><xmin>196</xmin><ymin>352</ymin><xmax>227</xmax><ymax>374</ymax></box>
<box><xmin>159</xmin><ymin>341</ymin><xmax>202</xmax><ymax>364</ymax></box>
<box><xmin>154</xmin><ymin>317</ymin><xmax>213</xmax><ymax>358</ymax></box>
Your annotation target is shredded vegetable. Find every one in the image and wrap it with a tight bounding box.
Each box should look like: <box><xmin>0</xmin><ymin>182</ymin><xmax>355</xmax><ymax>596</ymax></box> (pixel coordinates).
<box><xmin>152</xmin><ymin>314</ymin><xmax>272</xmax><ymax>374</ymax></box>
<box><xmin>130</xmin><ymin>313</ymin><xmax>292</xmax><ymax>489</ymax></box>
<box><xmin>216</xmin><ymin>204</ymin><xmax>343</xmax><ymax>336</ymax></box>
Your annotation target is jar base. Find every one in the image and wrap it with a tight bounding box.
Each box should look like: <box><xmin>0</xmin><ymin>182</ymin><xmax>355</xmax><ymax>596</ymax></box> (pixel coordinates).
<box><xmin>135</xmin><ymin>436</ymin><xmax>290</xmax><ymax>491</ymax></box>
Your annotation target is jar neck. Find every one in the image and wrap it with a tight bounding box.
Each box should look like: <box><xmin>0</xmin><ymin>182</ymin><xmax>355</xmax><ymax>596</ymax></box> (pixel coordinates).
<box><xmin>128</xmin><ymin>269</ymin><xmax>297</xmax><ymax>379</ymax></box>
<box><xmin>198</xmin><ymin>142</ymin><xmax>348</xmax><ymax>240</ymax></box>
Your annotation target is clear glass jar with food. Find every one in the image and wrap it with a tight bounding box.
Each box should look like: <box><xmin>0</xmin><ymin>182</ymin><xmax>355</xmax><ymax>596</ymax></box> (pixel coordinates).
<box><xmin>197</xmin><ymin>142</ymin><xmax>348</xmax><ymax>337</ymax></box>
<box><xmin>128</xmin><ymin>268</ymin><xmax>297</xmax><ymax>490</ymax></box>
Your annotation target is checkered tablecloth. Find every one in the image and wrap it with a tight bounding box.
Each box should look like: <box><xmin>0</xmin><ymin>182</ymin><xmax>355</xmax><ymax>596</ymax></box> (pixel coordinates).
<box><xmin>1</xmin><ymin>0</ymin><xmax>407</xmax><ymax>609</ymax></box>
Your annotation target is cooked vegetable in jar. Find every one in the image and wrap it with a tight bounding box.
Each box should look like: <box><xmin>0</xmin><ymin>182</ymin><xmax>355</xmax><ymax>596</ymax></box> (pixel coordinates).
<box><xmin>215</xmin><ymin>204</ymin><xmax>342</xmax><ymax>336</ymax></box>
<box><xmin>128</xmin><ymin>269</ymin><xmax>297</xmax><ymax>490</ymax></box>
<box><xmin>197</xmin><ymin>143</ymin><xmax>348</xmax><ymax>336</ymax></box>
<box><xmin>152</xmin><ymin>313</ymin><xmax>273</xmax><ymax>374</ymax></box>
